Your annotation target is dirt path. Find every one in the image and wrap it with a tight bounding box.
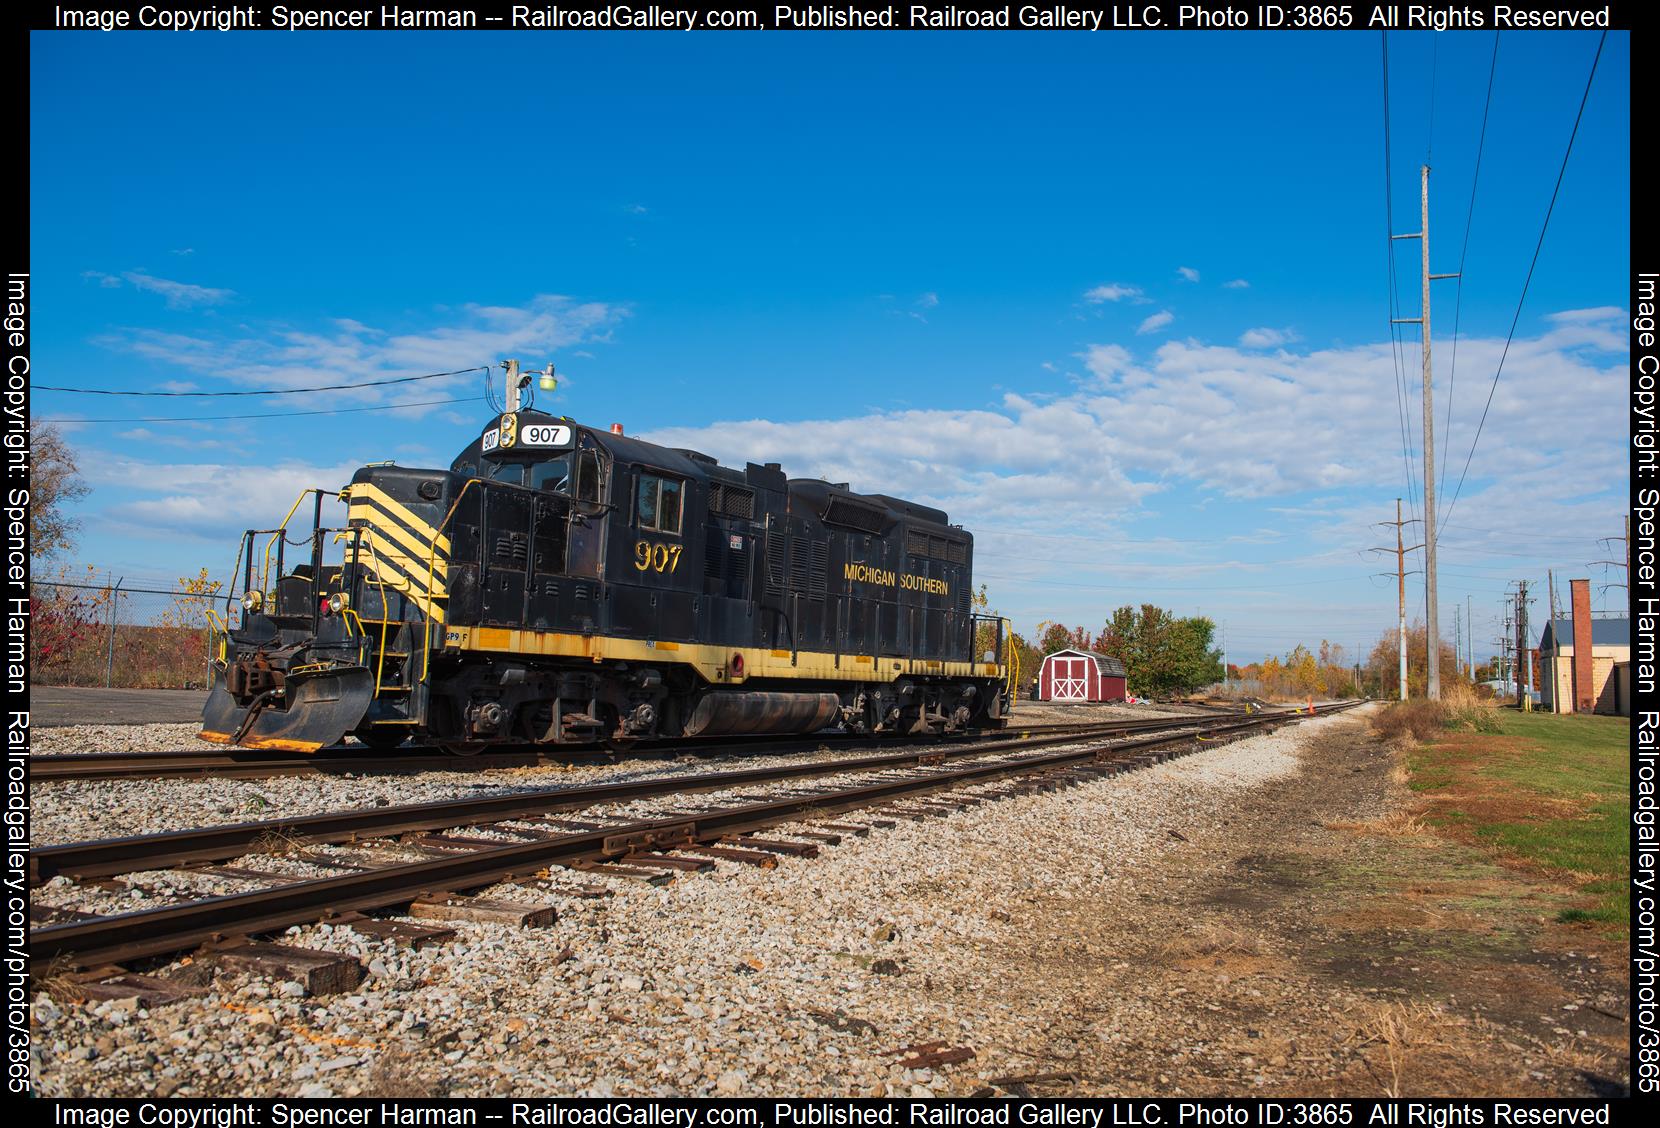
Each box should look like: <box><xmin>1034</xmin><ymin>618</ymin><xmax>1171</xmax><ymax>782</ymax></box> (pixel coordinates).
<box><xmin>973</xmin><ymin>707</ymin><xmax>1630</xmax><ymax>1097</ymax></box>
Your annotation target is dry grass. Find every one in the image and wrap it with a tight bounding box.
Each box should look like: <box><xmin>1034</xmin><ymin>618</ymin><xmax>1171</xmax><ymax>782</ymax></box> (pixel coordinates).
<box><xmin>1350</xmin><ymin>1000</ymin><xmax>1462</xmax><ymax>1097</ymax></box>
<box><xmin>1440</xmin><ymin>683</ymin><xmax>1503</xmax><ymax>734</ymax></box>
<box><xmin>249</xmin><ymin>827</ymin><xmax>311</xmax><ymax>856</ymax></box>
<box><xmin>1327</xmin><ymin>810</ymin><xmax>1434</xmax><ymax>838</ymax></box>
<box><xmin>1159</xmin><ymin>923</ymin><xmax>1267</xmax><ymax>959</ymax></box>
<box><xmin>33</xmin><ymin>959</ymin><xmax>93</xmax><ymax>1007</ymax></box>
<box><xmin>1371</xmin><ymin>700</ymin><xmax>1450</xmax><ymax>743</ymax></box>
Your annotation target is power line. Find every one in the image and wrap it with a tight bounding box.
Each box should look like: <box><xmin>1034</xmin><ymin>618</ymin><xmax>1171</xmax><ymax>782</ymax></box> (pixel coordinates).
<box><xmin>38</xmin><ymin>395</ymin><xmax>480</xmax><ymax>424</ymax></box>
<box><xmin>35</xmin><ymin>364</ymin><xmax>491</xmax><ymax>398</ymax></box>
<box><xmin>1441</xmin><ymin>31</ymin><xmax>1607</xmax><ymax>531</ymax></box>
<box><xmin>1438</xmin><ymin>31</ymin><xmax>1500</xmax><ymax>503</ymax></box>
<box><xmin>1381</xmin><ymin>33</ymin><xmax>1423</xmax><ymax>534</ymax></box>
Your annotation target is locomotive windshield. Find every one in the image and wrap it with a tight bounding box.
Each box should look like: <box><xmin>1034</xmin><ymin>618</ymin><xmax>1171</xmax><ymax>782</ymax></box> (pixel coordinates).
<box><xmin>529</xmin><ymin>455</ymin><xmax>572</xmax><ymax>492</ymax></box>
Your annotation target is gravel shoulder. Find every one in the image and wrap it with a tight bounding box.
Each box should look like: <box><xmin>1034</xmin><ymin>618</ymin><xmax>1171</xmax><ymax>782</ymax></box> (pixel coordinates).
<box><xmin>34</xmin><ymin>706</ymin><xmax>1622</xmax><ymax>1098</ymax></box>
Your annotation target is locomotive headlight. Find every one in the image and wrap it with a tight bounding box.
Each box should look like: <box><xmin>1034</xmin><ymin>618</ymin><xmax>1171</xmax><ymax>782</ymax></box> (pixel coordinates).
<box><xmin>327</xmin><ymin>593</ymin><xmax>349</xmax><ymax>614</ymax></box>
<box><xmin>241</xmin><ymin>590</ymin><xmax>263</xmax><ymax>613</ymax></box>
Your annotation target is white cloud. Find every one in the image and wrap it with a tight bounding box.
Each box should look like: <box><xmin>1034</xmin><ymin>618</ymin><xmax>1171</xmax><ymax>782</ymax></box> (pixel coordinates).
<box><xmin>1238</xmin><ymin>327</ymin><xmax>1299</xmax><ymax>348</ymax></box>
<box><xmin>1177</xmin><ymin>266</ymin><xmax>1200</xmax><ymax>282</ymax></box>
<box><xmin>917</xmin><ymin>292</ymin><xmax>940</xmax><ymax>309</ymax></box>
<box><xmin>1136</xmin><ymin>310</ymin><xmax>1175</xmax><ymax>335</ymax></box>
<box><xmin>643</xmin><ymin>315</ymin><xmax>1626</xmax><ymax>546</ymax></box>
<box><xmin>1223</xmin><ymin>278</ymin><xmax>1250</xmax><ymax>289</ymax></box>
<box><xmin>104</xmin><ymin>270</ymin><xmax>235</xmax><ymax>308</ymax></box>
<box><xmin>95</xmin><ymin>294</ymin><xmax>627</xmax><ymax>405</ymax></box>
<box><xmin>1083</xmin><ymin>283</ymin><xmax>1143</xmax><ymax>303</ymax></box>
<box><xmin>85</xmin><ymin>457</ymin><xmax>366</xmax><ymax>541</ymax></box>
<box><xmin>1547</xmin><ymin>306</ymin><xmax>1624</xmax><ymax>324</ymax></box>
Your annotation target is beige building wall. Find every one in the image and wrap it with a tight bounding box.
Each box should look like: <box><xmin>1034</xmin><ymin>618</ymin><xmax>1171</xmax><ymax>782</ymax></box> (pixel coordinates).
<box><xmin>1539</xmin><ymin>644</ymin><xmax>1631</xmax><ymax>714</ymax></box>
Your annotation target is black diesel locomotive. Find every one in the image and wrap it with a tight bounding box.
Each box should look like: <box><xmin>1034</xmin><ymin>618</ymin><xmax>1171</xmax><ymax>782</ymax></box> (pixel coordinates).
<box><xmin>202</xmin><ymin>408</ymin><xmax>1014</xmax><ymax>752</ymax></box>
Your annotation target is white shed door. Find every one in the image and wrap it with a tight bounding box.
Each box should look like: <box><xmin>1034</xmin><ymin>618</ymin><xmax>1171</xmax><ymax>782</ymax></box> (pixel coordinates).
<box><xmin>1052</xmin><ymin>657</ymin><xmax>1089</xmax><ymax>701</ymax></box>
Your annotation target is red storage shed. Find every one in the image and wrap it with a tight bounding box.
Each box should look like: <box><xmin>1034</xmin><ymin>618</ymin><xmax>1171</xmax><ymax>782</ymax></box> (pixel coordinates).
<box><xmin>1037</xmin><ymin>648</ymin><xmax>1129</xmax><ymax>703</ymax></box>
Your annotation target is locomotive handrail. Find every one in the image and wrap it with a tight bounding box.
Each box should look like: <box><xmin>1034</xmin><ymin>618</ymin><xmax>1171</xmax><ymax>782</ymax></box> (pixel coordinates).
<box><xmin>203</xmin><ymin>607</ymin><xmax>230</xmax><ymax>667</ymax></box>
<box><xmin>256</xmin><ymin>488</ymin><xmax>339</xmax><ymax>598</ymax></box>
<box><xmin>420</xmin><ymin>476</ymin><xmax>480</xmax><ymax>683</ymax></box>
<box><xmin>1003</xmin><ymin>616</ymin><xmax>1019</xmax><ymax>701</ymax></box>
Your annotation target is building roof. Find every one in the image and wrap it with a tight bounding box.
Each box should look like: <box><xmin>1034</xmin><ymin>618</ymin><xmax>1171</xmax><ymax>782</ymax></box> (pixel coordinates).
<box><xmin>1042</xmin><ymin>648</ymin><xmax>1128</xmax><ymax>678</ymax></box>
<box><xmin>1538</xmin><ymin>616</ymin><xmax>1630</xmax><ymax>653</ymax></box>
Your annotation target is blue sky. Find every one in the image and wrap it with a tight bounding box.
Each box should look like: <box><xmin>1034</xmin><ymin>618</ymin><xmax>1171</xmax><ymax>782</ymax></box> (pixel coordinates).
<box><xmin>30</xmin><ymin>30</ymin><xmax>1631</xmax><ymax>665</ymax></box>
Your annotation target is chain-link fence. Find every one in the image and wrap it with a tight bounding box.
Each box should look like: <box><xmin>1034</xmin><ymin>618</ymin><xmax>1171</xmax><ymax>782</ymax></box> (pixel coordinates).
<box><xmin>30</xmin><ymin>574</ymin><xmax>228</xmax><ymax>690</ymax></box>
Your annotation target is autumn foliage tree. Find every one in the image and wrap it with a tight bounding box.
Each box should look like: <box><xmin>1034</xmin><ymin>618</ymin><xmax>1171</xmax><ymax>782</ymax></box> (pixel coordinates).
<box><xmin>30</xmin><ymin>425</ymin><xmax>90</xmax><ymax>559</ymax></box>
<box><xmin>1366</xmin><ymin>623</ymin><xmax>1461</xmax><ymax>699</ymax></box>
<box><xmin>1096</xmin><ymin>603</ymin><xmax>1223</xmax><ymax>699</ymax></box>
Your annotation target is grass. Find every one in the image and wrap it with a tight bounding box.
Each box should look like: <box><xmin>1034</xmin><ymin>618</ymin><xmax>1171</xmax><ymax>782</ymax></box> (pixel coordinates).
<box><xmin>1395</xmin><ymin>708</ymin><xmax>1630</xmax><ymax>933</ymax></box>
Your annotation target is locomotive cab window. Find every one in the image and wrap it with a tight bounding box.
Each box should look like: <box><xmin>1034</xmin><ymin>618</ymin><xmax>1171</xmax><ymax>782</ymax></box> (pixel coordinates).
<box><xmin>530</xmin><ymin>455</ymin><xmax>572</xmax><ymax>493</ymax></box>
<box><xmin>635</xmin><ymin>472</ymin><xmax>683</xmax><ymax>535</ymax></box>
<box><xmin>489</xmin><ymin>460</ymin><xmax>525</xmax><ymax>486</ymax></box>
<box><xmin>574</xmin><ymin>450</ymin><xmax>603</xmax><ymax>504</ymax></box>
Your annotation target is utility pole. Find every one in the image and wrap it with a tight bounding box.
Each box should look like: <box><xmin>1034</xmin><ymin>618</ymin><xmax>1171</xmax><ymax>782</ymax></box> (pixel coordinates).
<box><xmin>1467</xmin><ymin>594</ymin><xmax>1474</xmax><ymax>680</ymax></box>
<box><xmin>1519</xmin><ymin>580</ymin><xmax>1534</xmax><ymax>711</ymax></box>
<box><xmin>1453</xmin><ymin>604</ymin><xmax>1462</xmax><ymax>678</ymax></box>
<box><xmin>1499</xmin><ymin>597</ymin><xmax>1514</xmax><ymax>696</ymax></box>
<box><xmin>1374</xmin><ymin>499</ymin><xmax>1424</xmax><ymax>700</ymax></box>
<box><xmin>503</xmin><ymin>358</ymin><xmax>521</xmax><ymax>414</ymax></box>
<box><xmin>1391</xmin><ymin>165</ymin><xmax>1458</xmax><ymax>700</ymax></box>
<box><xmin>1512</xmin><ymin>581</ymin><xmax>1533</xmax><ymax>709</ymax></box>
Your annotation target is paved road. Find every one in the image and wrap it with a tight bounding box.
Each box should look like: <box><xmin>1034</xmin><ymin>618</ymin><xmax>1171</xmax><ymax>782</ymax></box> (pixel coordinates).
<box><xmin>28</xmin><ymin>686</ymin><xmax>209</xmax><ymax>727</ymax></box>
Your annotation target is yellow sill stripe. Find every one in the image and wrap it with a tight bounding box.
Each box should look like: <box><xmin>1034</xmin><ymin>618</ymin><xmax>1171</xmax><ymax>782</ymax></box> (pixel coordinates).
<box><xmin>446</xmin><ymin>626</ymin><xmax>1003</xmax><ymax>686</ymax></box>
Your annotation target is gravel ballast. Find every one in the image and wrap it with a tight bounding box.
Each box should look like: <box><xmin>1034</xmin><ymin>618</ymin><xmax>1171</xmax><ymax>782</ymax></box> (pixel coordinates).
<box><xmin>32</xmin><ymin>712</ymin><xmax>1339</xmax><ymax>1097</ymax></box>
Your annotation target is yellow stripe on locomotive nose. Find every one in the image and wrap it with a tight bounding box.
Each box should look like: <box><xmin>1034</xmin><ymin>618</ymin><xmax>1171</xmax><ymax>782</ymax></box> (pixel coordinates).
<box><xmin>350</xmin><ymin>483</ymin><xmax>453</xmax><ymax>555</ymax></box>
<box><xmin>350</xmin><ymin>506</ymin><xmax>450</xmax><ymax>587</ymax></box>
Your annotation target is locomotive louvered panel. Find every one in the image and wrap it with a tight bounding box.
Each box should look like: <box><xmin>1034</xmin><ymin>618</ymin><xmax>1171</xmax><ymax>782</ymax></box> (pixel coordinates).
<box><xmin>929</xmin><ymin>535</ymin><xmax>948</xmax><ymax>559</ymax></box>
<box><xmin>703</xmin><ymin>532</ymin><xmax>725</xmax><ymax>580</ymax></box>
<box><xmin>824</xmin><ymin>498</ymin><xmax>884</xmax><ymax>533</ymax></box>
<box><xmin>722</xmin><ymin>487</ymin><xmax>755</xmax><ymax>519</ymax></box>
<box><xmin>765</xmin><ymin>530</ymin><xmax>786</xmax><ymax>596</ymax></box>
<box><xmin>788</xmin><ymin>537</ymin><xmax>811</xmax><ymax>592</ymax></box>
<box><xmin>808</xmin><ymin>539</ymin><xmax>828</xmax><ymax>600</ymax></box>
<box><xmin>710</xmin><ymin>483</ymin><xmax>756</xmax><ymax>519</ymax></box>
<box><xmin>905</xmin><ymin>530</ymin><xmax>929</xmax><ymax>558</ymax></box>
<box><xmin>956</xmin><ymin>583</ymin><xmax>971</xmax><ymax>613</ymax></box>
<box><xmin>946</xmin><ymin>539</ymin><xmax>968</xmax><ymax>564</ymax></box>
<box><xmin>492</xmin><ymin>532</ymin><xmax>528</xmax><ymax>565</ymax></box>
<box><xmin>727</xmin><ymin>540</ymin><xmax>750</xmax><ymax>583</ymax></box>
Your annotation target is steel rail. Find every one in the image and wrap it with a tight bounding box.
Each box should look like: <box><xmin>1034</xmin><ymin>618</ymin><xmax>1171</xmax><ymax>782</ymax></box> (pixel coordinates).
<box><xmin>31</xmin><ymin>704</ymin><xmax>1356</xmax><ymax>969</ymax></box>
<box><xmin>29</xmin><ymin>713</ymin><xmax>1264</xmax><ymax>884</ymax></box>
<box><xmin>28</xmin><ymin>718</ymin><xmax>1169</xmax><ymax>783</ymax></box>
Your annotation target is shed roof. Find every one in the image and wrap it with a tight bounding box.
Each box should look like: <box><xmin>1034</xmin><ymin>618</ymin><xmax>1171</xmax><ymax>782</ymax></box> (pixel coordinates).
<box><xmin>1538</xmin><ymin>616</ymin><xmax>1630</xmax><ymax>653</ymax></box>
<box><xmin>1042</xmin><ymin>648</ymin><xmax>1128</xmax><ymax>678</ymax></box>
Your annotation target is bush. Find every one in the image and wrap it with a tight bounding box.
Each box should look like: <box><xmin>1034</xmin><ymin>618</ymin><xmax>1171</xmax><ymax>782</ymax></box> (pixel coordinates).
<box><xmin>1440</xmin><ymin>682</ymin><xmax>1502</xmax><ymax>733</ymax></box>
<box><xmin>1371</xmin><ymin>700</ymin><xmax>1450</xmax><ymax>743</ymax></box>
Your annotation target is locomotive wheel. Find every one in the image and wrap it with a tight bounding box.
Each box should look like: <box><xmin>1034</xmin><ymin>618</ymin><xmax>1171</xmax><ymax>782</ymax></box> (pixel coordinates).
<box><xmin>358</xmin><ymin>729</ymin><xmax>409</xmax><ymax>752</ymax></box>
<box><xmin>441</xmin><ymin>743</ymin><xmax>487</xmax><ymax>757</ymax></box>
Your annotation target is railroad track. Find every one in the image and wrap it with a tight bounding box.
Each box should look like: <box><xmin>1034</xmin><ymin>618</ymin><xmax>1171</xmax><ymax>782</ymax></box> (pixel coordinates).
<box><xmin>31</xmin><ymin>702</ymin><xmax>1358</xmax><ymax>973</ymax></box>
<box><xmin>27</xmin><ymin>713</ymin><xmax>1239</xmax><ymax>783</ymax></box>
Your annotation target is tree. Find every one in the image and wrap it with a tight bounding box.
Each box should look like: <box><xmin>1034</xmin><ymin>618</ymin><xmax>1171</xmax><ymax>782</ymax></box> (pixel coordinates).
<box><xmin>1366</xmin><ymin>622</ymin><xmax>1462</xmax><ymax>699</ymax></box>
<box><xmin>1097</xmin><ymin>603</ymin><xmax>1224</xmax><ymax>699</ymax></box>
<box><xmin>31</xmin><ymin>425</ymin><xmax>90</xmax><ymax>559</ymax></box>
<box><xmin>1035</xmin><ymin>620</ymin><xmax>1091</xmax><ymax>656</ymax></box>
